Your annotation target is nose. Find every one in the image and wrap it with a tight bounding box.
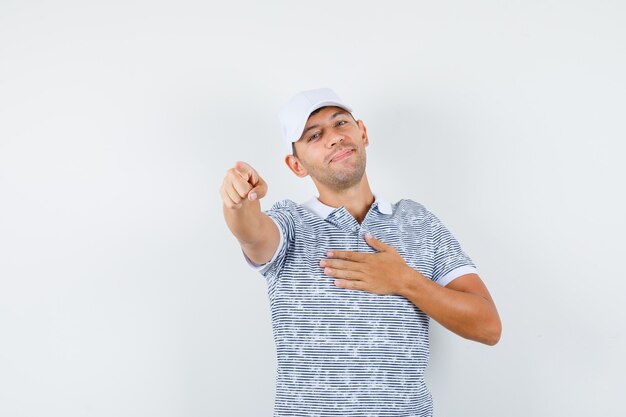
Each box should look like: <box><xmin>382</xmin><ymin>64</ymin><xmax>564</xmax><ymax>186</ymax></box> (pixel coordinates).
<box><xmin>327</xmin><ymin>135</ymin><xmax>344</xmax><ymax>148</ymax></box>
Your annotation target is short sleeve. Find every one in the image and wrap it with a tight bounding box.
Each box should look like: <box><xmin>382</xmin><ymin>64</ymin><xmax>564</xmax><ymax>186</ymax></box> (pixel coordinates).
<box><xmin>427</xmin><ymin>209</ymin><xmax>478</xmax><ymax>286</ymax></box>
<box><xmin>242</xmin><ymin>201</ymin><xmax>295</xmax><ymax>277</ymax></box>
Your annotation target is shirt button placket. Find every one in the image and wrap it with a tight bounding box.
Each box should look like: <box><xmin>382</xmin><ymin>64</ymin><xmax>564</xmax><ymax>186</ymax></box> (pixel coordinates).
<box><xmin>356</xmin><ymin>226</ymin><xmax>369</xmax><ymax>252</ymax></box>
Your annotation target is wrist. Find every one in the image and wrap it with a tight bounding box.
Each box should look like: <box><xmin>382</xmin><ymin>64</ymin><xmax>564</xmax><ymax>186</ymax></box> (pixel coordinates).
<box><xmin>396</xmin><ymin>265</ymin><xmax>424</xmax><ymax>296</ymax></box>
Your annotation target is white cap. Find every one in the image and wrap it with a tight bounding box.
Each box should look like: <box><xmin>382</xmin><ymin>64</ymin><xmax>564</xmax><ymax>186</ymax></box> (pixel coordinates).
<box><xmin>278</xmin><ymin>88</ymin><xmax>355</xmax><ymax>154</ymax></box>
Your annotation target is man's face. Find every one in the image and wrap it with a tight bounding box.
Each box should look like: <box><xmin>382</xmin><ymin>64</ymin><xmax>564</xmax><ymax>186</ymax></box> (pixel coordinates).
<box><xmin>288</xmin><ymin>106</ymin><xmax>368</xmax><ymax>191</ymax></box>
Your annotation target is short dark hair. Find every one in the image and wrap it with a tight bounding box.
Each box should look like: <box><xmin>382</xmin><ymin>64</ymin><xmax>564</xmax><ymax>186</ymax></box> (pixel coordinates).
<box><xmin>291</xmin><ymin>107</ymin><xmax>357</xmax><ymax>157</ymax></box>
<box><xmin>292</xmin><ymin>142</ymin><xmax>298</xmax><ymax>158</ymax></box>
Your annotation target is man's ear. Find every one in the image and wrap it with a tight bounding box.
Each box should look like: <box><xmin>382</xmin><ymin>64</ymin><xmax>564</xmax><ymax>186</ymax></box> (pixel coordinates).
<box><xmin>285</xmin><ymin>153</ymin><xmax>309</xmax><ymax>178</ymax></box>
<box><xmin>357</xmin><ymin>120</ymin><xmax>369</xmax><ymax>147</ymax></box>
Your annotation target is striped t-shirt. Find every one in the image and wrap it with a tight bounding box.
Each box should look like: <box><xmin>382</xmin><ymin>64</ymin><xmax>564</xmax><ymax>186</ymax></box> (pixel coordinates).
<box><xmin>243</xmin><ymin>195</ymin><xmax>478</xmax><ymax>417</ymax></box>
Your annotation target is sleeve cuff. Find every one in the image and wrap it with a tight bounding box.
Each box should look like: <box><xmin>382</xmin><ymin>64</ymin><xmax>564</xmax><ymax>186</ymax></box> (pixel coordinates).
<box><xmin>437</xmin><ymin>265</ymin><xmax>479</xmax><ymax>287</ymax></box>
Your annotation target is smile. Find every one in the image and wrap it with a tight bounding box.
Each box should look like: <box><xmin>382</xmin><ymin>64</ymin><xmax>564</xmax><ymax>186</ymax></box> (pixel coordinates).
<box><xmin>331</xmin><ymin>149</ymin><xmax>354</xmax><ymax>163</ymax></box>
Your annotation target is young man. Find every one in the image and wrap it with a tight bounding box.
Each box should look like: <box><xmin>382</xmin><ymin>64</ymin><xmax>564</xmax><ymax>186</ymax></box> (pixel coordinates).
<box><xmin>220</xmin><ymin>88</ymin><xmax>501</xmax><ymax>416</ymax></box>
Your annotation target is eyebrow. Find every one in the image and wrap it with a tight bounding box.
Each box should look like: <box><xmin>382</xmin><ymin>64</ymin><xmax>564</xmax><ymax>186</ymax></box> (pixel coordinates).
<box><xmin>299</xmin><ymin>111</ymin><xmax>348</xmax><ymax>140</ymax></box>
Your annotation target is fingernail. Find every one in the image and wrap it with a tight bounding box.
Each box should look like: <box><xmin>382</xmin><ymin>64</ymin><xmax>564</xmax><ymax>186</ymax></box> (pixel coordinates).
<box><xmin>249</xmin><ymin>192</ymin><xmax>257</xmax><ymax>200</ymax></box>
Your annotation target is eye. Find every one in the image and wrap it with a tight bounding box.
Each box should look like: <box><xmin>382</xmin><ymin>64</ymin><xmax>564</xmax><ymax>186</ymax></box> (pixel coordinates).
<box><xmin>337</xmin><ymin>120</ymin><xmax>347</xmax><ymax>126</ymax></box>
<box><xmin>308</xmin><ymin>132</ymin><xmax>320</xmax><ymax>142</ymax></box>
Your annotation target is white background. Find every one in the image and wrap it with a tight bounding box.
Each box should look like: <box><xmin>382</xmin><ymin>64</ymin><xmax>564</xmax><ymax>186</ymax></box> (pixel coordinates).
<box><xmin>1</xmin><ymin>1</ymin><xmax>625</xmax><ymax>416</ymax></box>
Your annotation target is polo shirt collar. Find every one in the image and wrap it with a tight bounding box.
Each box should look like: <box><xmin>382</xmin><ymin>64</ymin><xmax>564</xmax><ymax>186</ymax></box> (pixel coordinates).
<box><xmin>303</xmin><ymin>193</ymin><xmax>392</xmax><ymax>219</ymax></box>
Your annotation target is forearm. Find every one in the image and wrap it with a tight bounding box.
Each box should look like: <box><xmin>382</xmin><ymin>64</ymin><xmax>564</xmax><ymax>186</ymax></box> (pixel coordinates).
<box><xmin>223</xmin><ymin>200</ymin><xmax>265</xmax><ymax>245</ymax></box>
<box><xmin>397</xmin><ymin>268</ymin><xmax>501</xmax><ymax>345</ymax></box>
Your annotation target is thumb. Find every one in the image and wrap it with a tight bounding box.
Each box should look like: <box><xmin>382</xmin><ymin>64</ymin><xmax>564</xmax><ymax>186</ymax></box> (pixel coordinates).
<box><xmin>364</xmin><ymin>233</ymin><xmax>388</xmax><ymax>252</ymax></box>
<box><xmin>247</xmin><ymin>177</ymin><xmax>268</xmax><ymax>201</ymax></box>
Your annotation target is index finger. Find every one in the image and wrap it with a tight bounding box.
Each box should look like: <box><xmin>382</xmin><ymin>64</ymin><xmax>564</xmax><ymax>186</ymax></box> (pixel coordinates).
<box><xmin>233</xmin><ymin>161</ymin><xmax>257</xmax><ymax>184</ymax></box>
<box><xmin>326</xmin><ymin>250</ymin><xmax>370</xmax><ymax>262</ymax></box>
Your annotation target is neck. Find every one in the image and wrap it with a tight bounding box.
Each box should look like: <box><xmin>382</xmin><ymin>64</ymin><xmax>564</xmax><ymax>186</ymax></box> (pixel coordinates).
<box><xmin>315</xmin><ymin>174</ymin><xmax>374</xmax><ymax>224</ymax></box>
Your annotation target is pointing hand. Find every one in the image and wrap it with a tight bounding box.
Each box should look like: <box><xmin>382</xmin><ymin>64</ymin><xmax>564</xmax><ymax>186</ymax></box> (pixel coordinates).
<box><xmin>220</xmin><ymin>161</ymin><xmax>268</xmax><ymax>209</ymax></box>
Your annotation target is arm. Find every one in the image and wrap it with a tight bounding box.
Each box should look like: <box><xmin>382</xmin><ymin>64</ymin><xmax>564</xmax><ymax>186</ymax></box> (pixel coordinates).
<box><xmin>320</xmin><ymin>234</ymin><xmax>502</xmax><ymax>346</ymax></box>
<box><xmin>396</xmin><ymin>271</ymin><xmax>502</xmax><ymax>345</ymax></box>
<box><xmin>221</xmin><ymin>161</ymin><xmax>280</xmax><ymax>265</ymax></box>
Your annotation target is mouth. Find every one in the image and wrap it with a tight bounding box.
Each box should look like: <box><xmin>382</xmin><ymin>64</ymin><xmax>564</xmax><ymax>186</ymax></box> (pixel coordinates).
<box><xmin>330</xmin><ymin>148</ymin><xmax>354</xmax><ymax>163</ymax></box>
